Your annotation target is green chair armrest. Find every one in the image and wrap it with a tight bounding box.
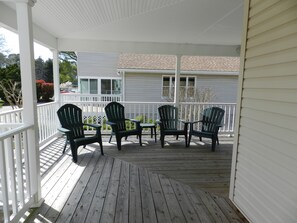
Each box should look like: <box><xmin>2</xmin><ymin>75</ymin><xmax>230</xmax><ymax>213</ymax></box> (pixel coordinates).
<box><xmin>58</xmin><ymin>127</ymin><xmax>71</xmax><ymax>134</ymax></box>
<box><xmin>129</xmin><ymin>119</ymin><xmax>141</xmax><ymax>123</ymax></box>
<box><xmin>85</xmin><ymin>123</ymin><xmax>101</xmax><ymax>129</ymax></box>
<box><xmin>106</xmin><ymin>121</ymin><xmax>116</xmax><ymax>126</ymax></box>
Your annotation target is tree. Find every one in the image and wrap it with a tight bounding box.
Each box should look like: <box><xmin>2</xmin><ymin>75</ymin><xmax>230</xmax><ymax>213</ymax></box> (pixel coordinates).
<box><xmin>0</xmin><ymin>52</ymin><xmax>6</xmax><ymax>68</ymax></box>
<box><xmin>0</xmin><ymin>34</ymin><xmax>9</xmax><ymax>54</ymax></box>
<box><xmin>44</xmin><ymin>59</ymin><xmax>53</xmax><ymax>82</ymax></box>
<box><xmin>0</xmin><ymin>79</ymin><xmax>22</xmax><ymax>108</ymax></box>
<box><xmin>0</xmin><ymin>64</ymin><xmax>21</xmax><ymax>108</ymax></box>
<box><xmin>59</xmin><ymin>51</ymin><xmax>77</xmax><ymax>62</ymax></box>
<box><xmin>59</xmin><ymin>60</ymin><xmax>77</xmax><ymax>83</ymax></box>
<box><xmin>166</xmin><ymin>86</ymin><xmax>215</xmax><ymax>103</ymax></box>
<box><xmin>0</xmin><ymin>34</ymin><xmax>11</xmax><ymax>67</ymax></box>
<box><xmin>6</xmin><ymin>54</ymin><xmax>20</xmax><ymax>66</ymax></box>
<box><xmin>182</xmin><ymin>87</ymin><xmax>215</xmax><ymax>102</ymax></box>
<box><xmin>35</xmin><ymin>57</ymin><xmax>45</xmax><ymax>80</ymax></box>
<box><xmin>58</xmin><ymin>51</ymin><xmax>77</xmax><ymax>85</ymax></box>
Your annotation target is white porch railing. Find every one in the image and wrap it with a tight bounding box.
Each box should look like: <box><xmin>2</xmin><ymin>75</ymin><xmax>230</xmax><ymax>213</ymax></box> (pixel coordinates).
<box><xmin>180</xmin><ymin>102</ymin><xmax>236</xmax><ymax>133</ymax></box>
<box><xmin>37</xmin><ymin>102</ymin><xmax>60</xmax><ymax>146</ymax></box>
<box><xmin>0</xmin><ymin>124</ymin><xmax>38</xmax><ymax>223</ymax></box>
<box><xmin>0</xmin><ymin>100</ymin><xmax>236</xmax><ymax>222</ymax></box>
<box><xmin>60</xmin><ymin>93</ymin><xmax>122</xmax><ymax>103</ymax></box>
<box><xmin>64</xmin><ymin>101</ymin><xmax>236</xmax><ymax>134</ymax></box>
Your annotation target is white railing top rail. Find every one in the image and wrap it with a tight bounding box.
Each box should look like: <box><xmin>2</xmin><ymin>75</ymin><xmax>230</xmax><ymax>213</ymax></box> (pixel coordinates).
<box><xmin>0</xmin><ymin>123</ymin><xmax>33</xmax><ymax>139</ymax></box>
<box><xmin>0</xmin><ymin>107</ymin><xmax>23</xmax><ymax>115</ymax></box>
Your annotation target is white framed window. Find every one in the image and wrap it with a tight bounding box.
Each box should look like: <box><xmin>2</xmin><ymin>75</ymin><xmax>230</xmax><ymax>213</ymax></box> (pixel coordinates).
<box><xmin>80</xmin><ymin>78</ymin><xmax>98</xmax><ymax>94</ymax></box>
<box><xmin>162</xmin><ymin>75</ymin><xmax>195</xmax><ymax>99</ymax></box>
<box><xmin>79</xmin><ymin>77</ymin><xmax>122</xmax><ymax>95</ymax></box>
<box><xmin>101</xmin><ymin>79</ymin><xmax>122</xmax><ymax>95</ymax></box>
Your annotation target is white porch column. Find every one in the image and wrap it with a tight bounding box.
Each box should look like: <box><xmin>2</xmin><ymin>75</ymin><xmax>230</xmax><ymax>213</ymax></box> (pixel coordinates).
<box><xmin>16</xmin><ymin>0</ymin><xmax>42</xmax><ymax>206</ymax></box>
<box><xmin>174</xmin><ymin>55</ymin><xmax>181</xmax><ymax>107</ymax></box>
<box><xmin>121</xmin><ymin>71</ymin><xmax>125</xmax><ymax>101</ymax></box>
<box><xmin>52</xmin><ymin>49</ymin><xmax>60</xmax><ymax>103</ymax></box>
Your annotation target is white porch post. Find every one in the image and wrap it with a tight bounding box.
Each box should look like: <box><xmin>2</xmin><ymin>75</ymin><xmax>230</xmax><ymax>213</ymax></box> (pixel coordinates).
<box><xmin>52</xmin><ymin>49</ymin><xmax>60</xmax><ymax>103</ymax></box>
<box><xmin>121</xmin><ymin>71</ymin><xmax>125</xmax><ymax>101</ymax></box>
<box><xmin>16</xmin><ymin>0</ymin><xmax>42</xmax><ymax>206</ymax></box>
<box><xmin>174</xmin><ymin>55</ymin><xmax>181</xmax><ymax>107</ymax></box>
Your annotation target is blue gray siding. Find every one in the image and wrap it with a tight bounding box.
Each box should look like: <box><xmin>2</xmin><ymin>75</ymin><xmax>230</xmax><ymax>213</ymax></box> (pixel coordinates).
<box><xmin>124</xmin><ymin>72</ymin><xmax>162</xmax><ymax>102</ymax></box>
<box><xmin>77</xmin><ymin>52</ymin><xmax>119</xmax><ymax>77</ymax></box>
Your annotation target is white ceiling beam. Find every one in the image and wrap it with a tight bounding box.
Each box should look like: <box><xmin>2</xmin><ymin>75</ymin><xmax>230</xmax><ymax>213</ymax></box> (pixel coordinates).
<box><xmin>58</xmin><ymin>38</ymin><xmax>240</xmax><ymax>57</ymax></box>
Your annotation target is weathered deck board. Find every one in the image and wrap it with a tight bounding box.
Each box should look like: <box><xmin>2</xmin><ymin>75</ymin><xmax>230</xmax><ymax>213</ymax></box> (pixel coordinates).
<box><xmin>103</xmin><ymin>136</ymin><xmax>233</xmax><ymax>197</ymax></box>
<box><xmin>23</xmin><ymin>136</ymin><xmax>247</xmax><ymax>223</ymax></box>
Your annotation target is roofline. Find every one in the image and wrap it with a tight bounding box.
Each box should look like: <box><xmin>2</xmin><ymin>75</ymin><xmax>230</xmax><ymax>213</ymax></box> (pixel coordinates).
<box><xmin>117</xmin><ymin>68</ymin><xmax>239</xmax><ymax>76</ymax></box>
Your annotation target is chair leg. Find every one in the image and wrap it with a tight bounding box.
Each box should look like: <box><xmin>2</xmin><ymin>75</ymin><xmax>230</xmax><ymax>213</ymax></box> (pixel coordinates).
<box><xmin>188</xmin><ymin>134</ymin><xmax>192</xmax><ymax>147</ymax></box>
<box><xmin>139</xmin><ymin>133</ymin><xmax>142</xmax><ymax>146</ymax></box>
<box><xmin>63</xmin><ymin>138</ymin><xmax>68</xmax><ymax>154</ymax></box>
<box><xmin>116</xmin><ymin>136</ymin><xmax>122</xmax><ymax>151</ymax></box>
<box><xmin>216</xmin><ymin>135</ymin><xmax>220</xmax><ymax>145</ymax></box>
<box><xmin>176</xmin><ymin>135</ymin><xmax>178</xmax><ymax>140</ymax></box>
<box><xmin>109</xmin><ymin>134</ymin><xmax>112</xmax><ymax>143</ymax></box>
<box><xmin>70</xmin><ymin>142</ymin><xmax>78</xmax><ymax>163</ymax></box>
<box><xmin>98</xmin><ymin>136</ymin><xmax>104</xmax><ymax>156</ymax></box>
<box><xmin>160</xmin><ymin>135</ymin><xmax>165</xmax><ymax>148</ymax></box>
<box><xmin>211</xmin><ymin>138</ymin><xmax>216</xmax><ymax>152</ymax></box>
<box><xmin>185</xmin><ymin>133</ymin><xmax>188</xmax><ymax>147</ymax></box>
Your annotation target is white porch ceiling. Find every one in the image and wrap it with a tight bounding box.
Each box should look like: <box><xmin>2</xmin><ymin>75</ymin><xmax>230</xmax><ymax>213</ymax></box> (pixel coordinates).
<box><xmin>1</xmin><ymin>0</ymin><xmax>244</xmax><ymax>56</ymax></box>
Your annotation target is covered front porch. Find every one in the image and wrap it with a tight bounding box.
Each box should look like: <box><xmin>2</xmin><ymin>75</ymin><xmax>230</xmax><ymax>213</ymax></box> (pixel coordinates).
<box><xmin>0</xmin><ymin>100</ymin><xmax>237</xmax><ymax>222</ymax></box>
<box><xmin>24</xmin><ymin>135</ymin><xmax>246</xmax><ymax>223</ymax></box>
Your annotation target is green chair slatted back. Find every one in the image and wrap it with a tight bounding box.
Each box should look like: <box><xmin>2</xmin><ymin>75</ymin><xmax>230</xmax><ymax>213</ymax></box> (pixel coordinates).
<box><xmin>201</xmin><ymin>107</ymin><xmax>225</xmax><ymax>133</ymax></box>
<box><xmin>105</xmin><ymin>102</ymin><xmax>142</xmax><ymax>150</ymax></box>
<box><xmin>105</xmin><ymin>102</ymin><xmax>126</xmax><ymax>132</ymax></box>
<box><xmin>157</xmin><ymin>104</ymin><xmax>188</xmax><ymax>148</ymax></box>
<box><xmin>188</xmin><ymin>106</ymin><xmax>225</xmax><ymax>151</ymax></box>
<box><xmin>57</xmin><ymin>103</ymin><xmax>104</xmax><ymax>163</ymax></box>
<box><xmin>57</xmin><ymin>104</ymin><xmax>85</xmax><ymax>139</ymax></box>
<box><xmin>158</xmin><ymin>105</ymin><xmax>178</xmax><ymax>130</ymax></box>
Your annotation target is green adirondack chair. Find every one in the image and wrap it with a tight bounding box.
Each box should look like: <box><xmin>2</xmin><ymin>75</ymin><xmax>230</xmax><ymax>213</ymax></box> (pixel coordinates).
<box><xmin>188</xmin><ymin>107</ymin><xmax>225</xmax><ymax>151</ymax></box>
<box><xmin>57</xmin><ymin>103</ymin><xmax>104</xmax><ymax>163</ymax></box>
<box><xmin>105</xmin><ymin>102</ymin><xmax>142</xmax><ymax>150</ymax></box>
<box><xmin>157</xmin><ymin>105</ymin><xmax>188</xmax><ymax>148</ymax></box>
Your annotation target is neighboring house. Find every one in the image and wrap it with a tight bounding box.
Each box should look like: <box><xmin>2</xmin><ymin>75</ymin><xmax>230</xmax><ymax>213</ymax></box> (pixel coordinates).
<box><xmin>77</xmin><ymin>52</ymin><xmax>240</xmax><ymax>102</ymax></box>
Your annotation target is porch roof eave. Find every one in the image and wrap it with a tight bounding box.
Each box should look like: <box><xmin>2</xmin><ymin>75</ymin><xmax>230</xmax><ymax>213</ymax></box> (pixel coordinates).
<box><xmin>57</xmin><ymin>38</ymin><xmax>240</xmax><ymax>57</ymax></box>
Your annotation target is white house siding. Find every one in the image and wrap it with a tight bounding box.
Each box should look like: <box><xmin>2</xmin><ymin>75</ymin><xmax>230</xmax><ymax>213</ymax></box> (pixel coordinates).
<box><xmin>124</xmin><ymin>72</ymin><xmax>162</xmax><ymax>102</ymax></box>
<box><xmin>77</xmin><ymin>52</ymin><xmax>119</xmax><ymax>77</ymax></box>
<box><xmin>196</xmin><ymin>76</ymin><xmax>238</xmax><ymax>102</ymax></box>
<box><xmin>230</xmin><ymin>1</ymin><xmax>297</xmax><ymax>223</ymax></box>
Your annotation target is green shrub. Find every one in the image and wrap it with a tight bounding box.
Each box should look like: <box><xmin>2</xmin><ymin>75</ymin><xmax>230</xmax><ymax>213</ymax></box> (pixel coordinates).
<box><xmin>41</xmin><ymin>83</ymin><xmax>54</xmax><ymax>102</ymax></box>
<box><xmin>36</xmin><ymin>80</ymin><xmax>45</xmax><ymax>102</ymax></box>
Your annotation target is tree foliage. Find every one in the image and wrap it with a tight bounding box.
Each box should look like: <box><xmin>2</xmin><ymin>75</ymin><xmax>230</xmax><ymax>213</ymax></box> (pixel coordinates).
<box><xmin>0</xmin><ymin>44</ymin><xmax>77</xmax><ymax>107</ymax></box>
<box><xmin>59</xmin><ymin>51</ymin><xmax>77</xmax><ymax>63</ymax></box>
<box><xmin>59</xmin><ymin>59</ymin><xmax>77</xmax><ymax>83</ymax></box>
<box><xmin>0</xmin><ymin>79</ymin><xmax>22</xmax><ymax>108</ymax></box>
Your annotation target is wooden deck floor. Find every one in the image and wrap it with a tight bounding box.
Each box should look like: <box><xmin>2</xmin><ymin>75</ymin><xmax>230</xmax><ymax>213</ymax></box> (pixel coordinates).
<box><xmin>24</xmin><ymin>136</ymin><xmax>247</xmax><ymax>223</ymax></box>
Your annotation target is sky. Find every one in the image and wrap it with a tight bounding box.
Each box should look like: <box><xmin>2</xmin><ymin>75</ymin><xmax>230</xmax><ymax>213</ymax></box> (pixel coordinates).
<box><xmin>0</xmin><ymin>27</ymin><xmax>53</xmax><ymax>60</ymax></box>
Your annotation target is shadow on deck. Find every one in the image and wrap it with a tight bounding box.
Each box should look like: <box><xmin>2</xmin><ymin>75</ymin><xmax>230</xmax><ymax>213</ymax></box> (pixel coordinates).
<box><xmin>24</xmin><ymin>135</ymin><xmax>247</xmax><ymax>223</ymax></box>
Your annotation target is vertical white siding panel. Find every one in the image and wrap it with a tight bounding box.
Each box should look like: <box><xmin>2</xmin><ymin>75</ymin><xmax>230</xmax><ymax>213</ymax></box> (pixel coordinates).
<box><xmin>230</xmin><ymin>1</ymin><xmax>297</xmax><ymax>223</ymax></box>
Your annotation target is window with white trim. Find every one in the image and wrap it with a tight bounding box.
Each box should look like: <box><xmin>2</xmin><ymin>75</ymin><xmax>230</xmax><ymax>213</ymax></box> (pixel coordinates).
<box><xmin>162</xmin><ymin>76</ymin><xmax>195</xmax><ymax>99</ymax></box>
<box><xmin>101</xmin><ymin>79</ymin><xmax>122</xmax><ymax>94</ymax></box>
<box><xmin>80</xmin><ymin>78</ymin><xmax>98</xmax><ymax>94</ymax></box>
<box><xmin>79</xmin><ymin>78</ymin><xmax>122</xmax><ymax>95</ymax></box>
